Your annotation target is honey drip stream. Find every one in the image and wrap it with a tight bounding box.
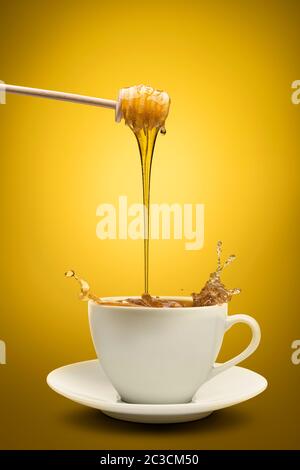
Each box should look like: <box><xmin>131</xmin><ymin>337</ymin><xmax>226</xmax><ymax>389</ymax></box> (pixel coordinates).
<box><xmin>135</xmin><ymin>127</ymin><xmax>159</xmax><ymax>294</ymax></box>
<box><xmin>119</xmin><ymin>84</ymin><xmax>170</xmax><ymax>293</ymax></box>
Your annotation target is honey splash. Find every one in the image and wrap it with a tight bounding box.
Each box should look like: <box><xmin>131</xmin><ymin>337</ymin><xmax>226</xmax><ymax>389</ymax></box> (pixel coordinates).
<box><xmin>192</xmin><ymin>241</ymin><xmax>241</xmax><ymax>306</ymax></box>
<box><xmin>119</xmin><ymin>85</ymin><xmax>170</xmax><ymax>293</ymax></box>
<box><xmin>65</xmin><ymin>242</ymin><xmax>240</xmax><ymax>308</ymax></box>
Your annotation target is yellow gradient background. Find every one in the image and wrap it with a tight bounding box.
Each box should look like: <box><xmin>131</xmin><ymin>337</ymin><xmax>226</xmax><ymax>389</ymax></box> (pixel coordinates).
<box><xmin>0</xmin><ymin>0</ymin><xmax>299</xmax><ymax>449</ymax></box>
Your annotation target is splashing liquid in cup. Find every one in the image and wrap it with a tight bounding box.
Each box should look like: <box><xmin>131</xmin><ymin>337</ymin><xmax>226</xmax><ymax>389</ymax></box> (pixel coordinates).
<box><xmin>65</xmin><ymin>241</ymin><xmax>240</xmax><ymax>307</ymax></box>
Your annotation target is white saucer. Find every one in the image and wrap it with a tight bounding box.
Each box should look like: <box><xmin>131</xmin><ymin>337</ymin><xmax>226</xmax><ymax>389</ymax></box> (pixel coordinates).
<box><xmin>47</xmin><ymin>360</ymin><xmax>267</xmax><ymax>424</ymax></box>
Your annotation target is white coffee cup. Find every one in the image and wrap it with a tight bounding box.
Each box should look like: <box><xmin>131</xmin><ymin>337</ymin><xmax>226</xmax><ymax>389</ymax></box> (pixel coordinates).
<box><xmin>89</xmin><ymin>298</ymin><xmax>261</xmax><ymax>404</ymax></box>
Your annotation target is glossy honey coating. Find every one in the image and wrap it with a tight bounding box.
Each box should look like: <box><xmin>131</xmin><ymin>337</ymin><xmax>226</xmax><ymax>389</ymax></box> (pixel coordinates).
<box><xmin>119</xmin><ymin>84</ymin><xmax>170</xmax><ymax>133</ymax></box>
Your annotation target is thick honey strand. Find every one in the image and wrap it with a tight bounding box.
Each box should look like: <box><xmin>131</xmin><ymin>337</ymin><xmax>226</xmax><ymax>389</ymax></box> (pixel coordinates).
<box><xmin>119</xmin><ymin>85</ymin><xmax>170</xmax><ymax>293</ymax></box>
<box><xmin>135</xmin><ymin>127</ymin><xmax>158</xmax><ymax>294</ymax></box>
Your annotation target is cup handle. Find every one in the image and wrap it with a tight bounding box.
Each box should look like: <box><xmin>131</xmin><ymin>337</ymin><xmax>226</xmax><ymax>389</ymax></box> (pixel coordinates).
<box><xmin>209</xmin><ymin>314</ymin><xmax>261</xmax><ymax>380</ymax></box>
